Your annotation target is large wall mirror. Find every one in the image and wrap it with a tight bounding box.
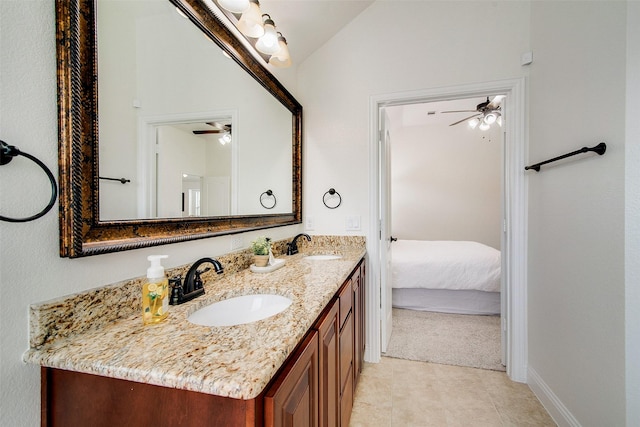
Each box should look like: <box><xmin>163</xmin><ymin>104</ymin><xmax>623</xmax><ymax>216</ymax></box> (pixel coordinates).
<box><xmin>57</xmin><ymin>0</ymin><xmax>302</xmax><ymax>258</ymax></box>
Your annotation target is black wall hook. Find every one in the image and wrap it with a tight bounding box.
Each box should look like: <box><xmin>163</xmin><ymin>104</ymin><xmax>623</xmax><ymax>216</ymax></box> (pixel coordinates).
<box><xmin>0</xmin><ymin>140</ymin><xmax>58</xmax><ymax>223</ymax></box>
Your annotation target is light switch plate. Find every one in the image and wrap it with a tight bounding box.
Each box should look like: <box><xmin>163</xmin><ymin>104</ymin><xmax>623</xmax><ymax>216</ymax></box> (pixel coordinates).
<box><xmin>231</xmin><ymin>235</ymin><xmax>243</xmax><ymax>250</ymax></box>
<box><xmin>305</xmin><ymin>216</ymin><xmax>314</xmax><ymax>230</ymax></box>
<box><xmin>345</xmin><ymin>215</ymin><xmax>361</xmax><ymax>231</ymax></box>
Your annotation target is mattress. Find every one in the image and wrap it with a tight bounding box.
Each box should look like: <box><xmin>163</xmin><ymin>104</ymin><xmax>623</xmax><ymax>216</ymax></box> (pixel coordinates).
<box><xmin>392</xmin><ymin>288</ymin><xmax>501</xmax><ymax>315</ymax></box>
<box><xmin>391</xmin><ymin>240</ymin><xmax>501</xmax><ymax>292</ymax></box>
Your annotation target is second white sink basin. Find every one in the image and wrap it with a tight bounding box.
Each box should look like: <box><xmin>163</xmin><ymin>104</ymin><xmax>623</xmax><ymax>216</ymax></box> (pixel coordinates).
<box><xmin>304</xmin><ymin>254</ymin><xmax>343</xmax><ymax>260</ymax></box>
<box><xmin>188</xmin><ymin>294</ymin><xmax>292</xmax><ymax>327</ymax></box>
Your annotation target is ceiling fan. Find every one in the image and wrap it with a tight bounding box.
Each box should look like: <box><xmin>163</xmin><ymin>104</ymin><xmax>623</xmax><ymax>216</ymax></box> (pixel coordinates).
<box><xmin>192</xmin><ymin>121</ymin><xmax>232</xmax><ymax>135</ymax></box>
<box><xmin>442</xmin><ymin>96</ymin><xmax>505</xmax><ymax>128</ymax></box>
<box><xmin>192</xmin><ymin>122</ymin><xmax>232</xmax><ymax>144</ymax></box>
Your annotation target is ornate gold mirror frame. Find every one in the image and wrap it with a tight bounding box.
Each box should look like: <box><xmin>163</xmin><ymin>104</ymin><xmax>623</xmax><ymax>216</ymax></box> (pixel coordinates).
<box><xmin>56</xmin><ymin>0</ymin><xmax>302</xmax><ymax>258</ymax></box>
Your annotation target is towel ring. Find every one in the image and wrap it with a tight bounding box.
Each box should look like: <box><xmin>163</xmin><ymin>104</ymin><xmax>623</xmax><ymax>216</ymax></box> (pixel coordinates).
<box><xmin>323</xmin><ymin>188</ymin><xmax>342</xmax><ymax>209</ymax></box>
<box><xmin>259</xmin><ymin>189</ymin><xmax>276</xmax><ymax>209</ymax></box>
<box><xmin>0</xmin><ymin>140</ymin><xmax>58</xmax><ymax>223</ymax></box>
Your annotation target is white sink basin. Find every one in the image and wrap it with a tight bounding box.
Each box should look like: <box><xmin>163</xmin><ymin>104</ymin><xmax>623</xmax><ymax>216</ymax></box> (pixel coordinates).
<box><xmin>304</xmin><ymin>254</ymin><xmax>343</xmax><ymax>260</ymax></box>
<box><xmin>188</xmin><ymin>294</ymin><xmax>292</xmax><ymax>327</ymax></box>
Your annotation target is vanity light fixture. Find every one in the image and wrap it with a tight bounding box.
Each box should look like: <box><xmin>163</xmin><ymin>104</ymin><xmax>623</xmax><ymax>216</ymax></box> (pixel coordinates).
<box><xmin>237</xmin><ymin>0</ymin><xmax>265</xmax><ymax>38</ymax></box>
<box><xmin>217</xmin><ymin>0</ymin><xmax>250</xmax><ymax>14</ymax></box>
<box><xmin>215</xmin><ymin>0</ymin><xmax>292</xmax><ymax>67</ymax></box>
<box><xmin>268</xmin><ymin>32</ymin><xmax>292</xmax><ymax>68</ymax></box>
<box><xmin>255</xmin><ymin>15</ymin><xmax>280</xmax><ymax>55</ymax></box>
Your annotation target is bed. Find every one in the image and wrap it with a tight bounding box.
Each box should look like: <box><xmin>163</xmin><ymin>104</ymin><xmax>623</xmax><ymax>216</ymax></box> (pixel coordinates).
<box><xmin>391</xmin><ymin>240</ymin><xmax>501</xmax><ymax>315</ymax></box>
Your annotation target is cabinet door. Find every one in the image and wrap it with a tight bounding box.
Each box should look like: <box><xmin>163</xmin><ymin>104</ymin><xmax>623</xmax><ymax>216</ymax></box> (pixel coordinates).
<box><xmin>314</xmin><ymin>299</ymin><xmax>340</xmax><ymax>427</ymax></box>
<box><xmin>339</xmin><ymin>312</ymin><xmax>353</xmax><ymax>427</ymax></box>
<box><xmin>265</xmin><ymin>331</ymin><xmax>319</xmax><ymax>427</ymax></box>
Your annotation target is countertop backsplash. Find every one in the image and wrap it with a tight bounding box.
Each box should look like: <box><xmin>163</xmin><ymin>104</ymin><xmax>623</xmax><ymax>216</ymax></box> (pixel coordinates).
<box><xmin>28</xmin><ymin>235</ymin><xmax>365</xmax><ymax>349</ymax></box>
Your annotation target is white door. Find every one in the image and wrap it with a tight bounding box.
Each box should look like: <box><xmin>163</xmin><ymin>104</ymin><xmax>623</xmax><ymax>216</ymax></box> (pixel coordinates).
<box><xmin>203</xmin><ymin>176</ymin><xmax>230</xmax><ymax>216</ymax></box>
<box><xmin>380</xmin><ymin>108</ymin><xmax>393</xmax><ymax>352</ymax></box>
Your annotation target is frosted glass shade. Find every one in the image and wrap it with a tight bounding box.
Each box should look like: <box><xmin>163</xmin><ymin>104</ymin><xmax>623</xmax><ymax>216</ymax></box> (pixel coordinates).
<box><xmin>237</xmin><ymin>1</ymin><xmax>264</xmax><ymax>38</ymax></box>
<box><xmin>484</xmin><ymin>112</ymin><xmax>497</xmax><ymax>125</ymax></box>
<box><xmin>256</xmin><ymin>19</ymin><xmax>280</xmax><ymax>55</ymax></box>
<box><xmin>268</xmin><ymin>36</ymin><xmax>291</xmax><ymax>68</ymax></box>
<box><xmin>218</xmin><ymin>0</ymin><xmax>250</xmax><ymax>14</ymax></box>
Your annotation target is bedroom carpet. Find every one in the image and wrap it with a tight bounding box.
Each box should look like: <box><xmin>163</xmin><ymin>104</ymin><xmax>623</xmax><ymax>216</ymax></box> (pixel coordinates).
<box><xmin>384</xmin><ymin>308</ymin><xmax>505</xmax><ymax>372</ymax></box>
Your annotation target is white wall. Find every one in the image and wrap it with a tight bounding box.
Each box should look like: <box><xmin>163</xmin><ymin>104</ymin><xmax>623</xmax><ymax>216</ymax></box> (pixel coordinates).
<box><xmin>527</xmin><ymin>2</ymin><xmax>626</xmax><ymax>425</ymax></box>
<box><xmin>0</xmin><ymin>3</ymin><xmax>302</xmax><ymax>426</ymax></box>
<box><xmin>297</xmin><ymin>1</ymin><xmax>529</xmax><ymax>236</ymax></box>
<box><xmin>626</xmin><ymin>4</ymin><xmax>640</xmax><ymax>425</ymax></box>
<box><xmin>388</xmin><ymin>115</ymin><xmax>502</xmax><ymax>249</ymax></box>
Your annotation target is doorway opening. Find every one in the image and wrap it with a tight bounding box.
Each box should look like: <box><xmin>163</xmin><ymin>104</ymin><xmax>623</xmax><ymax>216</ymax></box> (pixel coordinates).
<box><xmin>382</xmin><ymin>96</ymin><xmax>505</xmax><ymax>371</ymax></box>
<box><xmin>366</xmin><ymin>78</ymin><xmax>528</xmax><ymax>382</ymax></box>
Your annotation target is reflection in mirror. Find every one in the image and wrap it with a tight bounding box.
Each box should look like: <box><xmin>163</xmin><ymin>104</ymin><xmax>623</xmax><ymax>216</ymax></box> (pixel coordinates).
<box><xmin>97</xmin><ymin>0</ymin><xmax>293</xmax><ymax>220</ymax></box>
<box><xmin>56</xmin><ymin>0</ymin><xmax>302</xmax><ymax>257</ymax></box>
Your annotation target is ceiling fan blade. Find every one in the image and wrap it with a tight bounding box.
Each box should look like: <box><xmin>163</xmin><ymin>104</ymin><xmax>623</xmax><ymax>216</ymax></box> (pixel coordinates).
<box><xmin>441</xmin><ymin>110</ymin><xmax>478</xmax><ymax>114</ymax></box>
<box><xmin>449</xmin><ymin>113</ymin><xmax>481</xmax><ymax>126</ymax></box>
<box><xmin>487</xmin><ymin>95</ymin><xmax>505</xmax><ymax>109</ymax></box>
<box><xmin>193</xmin><ymin>130</ymin><xmax>224</xmax><ymax>134</ymax></box>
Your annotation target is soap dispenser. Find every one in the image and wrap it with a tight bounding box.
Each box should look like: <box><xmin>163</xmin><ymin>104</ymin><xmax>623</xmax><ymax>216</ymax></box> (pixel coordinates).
<box><xmin>143</xmin><ymin>255</ymin><xmax>169</xmax><ymax>325</ymax></box>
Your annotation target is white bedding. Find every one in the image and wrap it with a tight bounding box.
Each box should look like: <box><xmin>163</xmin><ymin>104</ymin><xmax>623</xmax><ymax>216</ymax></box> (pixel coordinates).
<box><xmin>391</xmin><ymin>240</ymin><xmax>501</xmax><ymax>292</ymax></box>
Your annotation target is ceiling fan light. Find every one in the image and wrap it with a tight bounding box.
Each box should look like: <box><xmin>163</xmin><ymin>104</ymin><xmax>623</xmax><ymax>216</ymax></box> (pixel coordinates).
<box><xmin>479</xmin><ymin>121</ymin><xmax>490</xmax><ymax>131</ymax></box>
<box><xmin>218</xmin><ymin>0</ymin><xmax>250</xmax><ymax>13</ymax></box>
<box><xmin>468</xmin><ymin>118</ymin><xmax>480</xmax><ymax>129</ymax></box>
<box><xmin>268</xmin><ymin>33</ymin><xmax>291</xmax><ymax>67</ymax></box>
<box><xmin>237</xmin><ymin>0</ymin><xmax>264</xmax><ymax>38</ymax></box>
<box><xmin>484</xmin><ymin>112</ymin><xmax>497</xmax><ymax>125</ymax></box>
<box><xmin>218</xmin><ymin>132</ymin><xmax>232</xmax><ymax>145</ymax></box>
<box><xmin>497</xmin><ymin>115</ymin><xmax>503</xmax><ymax>127</ymax></box>
<box><xmin>256</xmin><ymin>16</ymin><xmax>280</xmax><ymax>55</ymax></box>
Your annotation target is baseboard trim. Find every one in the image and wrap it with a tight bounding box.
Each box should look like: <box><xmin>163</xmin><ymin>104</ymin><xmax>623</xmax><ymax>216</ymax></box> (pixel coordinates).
<box><xmin>528</xmin><ymin>366</ymin><xmax>581</xmax><ymax>427</ymax></box>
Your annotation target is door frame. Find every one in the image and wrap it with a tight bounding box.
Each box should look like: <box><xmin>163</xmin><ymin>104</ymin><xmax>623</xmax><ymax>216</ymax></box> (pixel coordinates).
<box><xmin>366</xmin><ymin>78</ymin><xmax>528</xmax><ymax>382</ymax></box>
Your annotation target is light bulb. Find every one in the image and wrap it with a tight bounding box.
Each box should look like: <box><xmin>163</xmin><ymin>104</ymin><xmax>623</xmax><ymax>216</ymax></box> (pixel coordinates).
<box><xmin>479</xmin><ymin>122</ymin><xmax>490</xmax><ymax>131</ymax></box>
<box><xmin>218</xmin><ymin>0</ymin><xmax>250</xmax><ymax>13</ymax></box>
<box><xmin>237</xmin><ymin>0</ymin><xmax>264</xmax><ymax>38</ymax></box>
<box><xmin>268</xmin><ymin>33</ymin><xmax>291</xmax><ymax>67</ymax></box>
<box><xmin>468</xmin><ymin>118</ymin><xmax>480</xmax><ymax>129</ymax></box>
<box><xmin>255</xmin><ymin>16</ymin><xmax>280</xmax><ymax>55</ymax></box>
<box><xmin>484</xmin><ymin>112</ymin><xmax>497</xmax><ymax>125</ymax></box>
<box><xmin>218</xmin><ymin>132</ymin><xmax>231</xmax><ymax>145</ymax></box>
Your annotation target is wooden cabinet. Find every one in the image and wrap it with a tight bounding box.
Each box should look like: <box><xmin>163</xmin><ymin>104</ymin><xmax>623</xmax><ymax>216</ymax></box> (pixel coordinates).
<box><xmin>41</xmin><ymin>367</ymin><xmax>263</xmax><ymax>427</ymax></box>
<box><xmin>41</xmin><ymin>258</ymin><xmax>366</xmax><ymax>427</ymax></box>
<box><xmin>265</xmin><ymin>331</ymin><xmax>319</xmax><ymax>427</ymax></box>
<box><xmin>313</xmin><ymin>299</ymin><xmax>339</xmax><ymax>427</ymax></box>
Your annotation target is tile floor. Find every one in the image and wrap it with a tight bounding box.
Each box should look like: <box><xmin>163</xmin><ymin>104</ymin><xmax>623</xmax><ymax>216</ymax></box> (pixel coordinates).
<box><xmin>349</xmin><ymin>357</ymin><xmax>556</xmax><ymax>426</ymax></box>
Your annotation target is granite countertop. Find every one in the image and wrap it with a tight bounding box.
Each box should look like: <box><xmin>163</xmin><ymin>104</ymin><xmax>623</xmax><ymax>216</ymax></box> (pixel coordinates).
<box><xmin>24</xmin><ymin>247</ymin><xmax>365</xmax><ymax>400</ymax></box>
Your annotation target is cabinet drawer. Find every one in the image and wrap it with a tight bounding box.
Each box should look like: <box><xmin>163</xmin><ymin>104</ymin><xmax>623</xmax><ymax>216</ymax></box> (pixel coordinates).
<box><xmin>338</xmin><ymin>279</ymin><xmax>352</xmax><ymax>329</ymax></box>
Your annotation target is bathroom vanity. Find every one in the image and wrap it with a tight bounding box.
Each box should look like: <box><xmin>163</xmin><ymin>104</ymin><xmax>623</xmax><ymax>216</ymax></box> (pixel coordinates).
<box><xmin>26</xmin><ymin>241</ymin><xmax>366</xmax><ymax>426</ymax></box>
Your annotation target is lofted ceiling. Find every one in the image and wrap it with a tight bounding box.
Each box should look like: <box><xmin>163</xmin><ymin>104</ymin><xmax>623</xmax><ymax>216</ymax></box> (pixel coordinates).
<box><xmin>253</xmin><ymin>0</ymin><xmax>374</xmax><ymax>64</ymax></box>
